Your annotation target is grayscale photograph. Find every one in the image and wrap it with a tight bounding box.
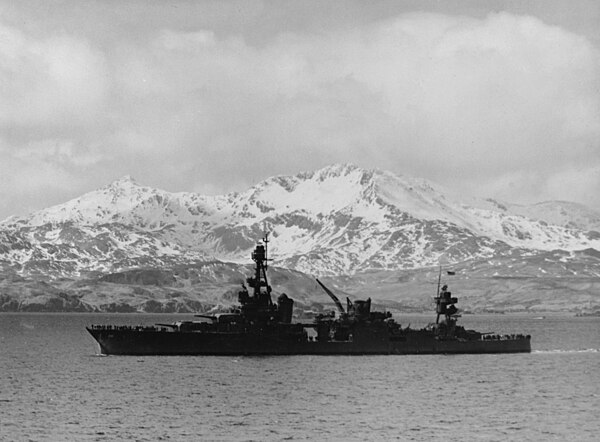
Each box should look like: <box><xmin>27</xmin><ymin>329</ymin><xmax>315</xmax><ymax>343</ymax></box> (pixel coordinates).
<box><xmin>1</xmin><ymin>1</ymin><xmax>598</xmax><ymax>441</ymax></box>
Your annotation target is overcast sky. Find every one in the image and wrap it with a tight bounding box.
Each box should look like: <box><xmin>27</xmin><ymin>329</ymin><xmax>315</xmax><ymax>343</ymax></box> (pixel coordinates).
<box><xmin>1</xmin><ymin>0</ymin><xmax>599</xmax><ymax>220</ymax></box>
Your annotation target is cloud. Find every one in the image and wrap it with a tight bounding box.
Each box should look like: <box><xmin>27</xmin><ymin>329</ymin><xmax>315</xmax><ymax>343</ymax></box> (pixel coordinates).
<box><xmin>544</xmin><ymin>165</ymin><xmax>600</xmax><ymax>206</ymax></box>
<box><xmin>0</xmin><ymin>23</ymin><xmax>109</xmax><ymax>129</ymax></box>
<box><xmin>0</xmin><ymin>137</ymin><xmax>86</xmax><ymax>217</ymax></box>
<box><xmin>111</xmin><ymin>12</ymin><xmax>599</xmax><ymax>203</ymax></box>
<box><xmin>1</xmin><ymin>10</ymin><xmax>599</xmax><ymax>218</ymax></box>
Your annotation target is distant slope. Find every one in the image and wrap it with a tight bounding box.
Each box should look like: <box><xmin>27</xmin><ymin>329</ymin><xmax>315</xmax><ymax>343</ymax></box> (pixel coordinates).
<box><xmin>1</xmin><ymin>252</ymin><xmax>598</xmax><ymax>314</ymax></box>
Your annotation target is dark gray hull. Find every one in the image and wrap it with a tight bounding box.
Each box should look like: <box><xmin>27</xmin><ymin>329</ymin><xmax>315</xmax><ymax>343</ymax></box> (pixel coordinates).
<box><xmin>87</xmin><ymin>327</ymin><xmax>531</xmax><ymax>356</ymax></box>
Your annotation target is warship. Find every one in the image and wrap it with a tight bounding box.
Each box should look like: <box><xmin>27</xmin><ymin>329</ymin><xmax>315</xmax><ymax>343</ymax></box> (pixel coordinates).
<box><xmin>87</xmin><ymin>237</ymin><xmax>531</xmax><ymax>355</ymax></box>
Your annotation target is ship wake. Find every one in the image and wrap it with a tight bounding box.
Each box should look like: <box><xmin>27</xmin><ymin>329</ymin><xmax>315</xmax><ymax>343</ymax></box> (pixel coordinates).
<box><xmin>533</xmin><ymin>348</ymin><xmax>598</xmax><ymax>354</ymax></box>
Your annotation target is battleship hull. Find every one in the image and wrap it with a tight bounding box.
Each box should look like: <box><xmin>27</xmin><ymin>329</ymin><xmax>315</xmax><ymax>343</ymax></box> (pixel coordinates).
<box><xmin>87</xmin><ymin>327</ymin><xmax>531</xmax><ymax>356</ymax></box>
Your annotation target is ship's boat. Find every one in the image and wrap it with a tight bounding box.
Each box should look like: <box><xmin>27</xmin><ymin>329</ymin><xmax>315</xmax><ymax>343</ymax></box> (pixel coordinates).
<box><xmin>87</xmin><ymin>237</ymin><xmax>531</xmax><ymax>355</ymax></box>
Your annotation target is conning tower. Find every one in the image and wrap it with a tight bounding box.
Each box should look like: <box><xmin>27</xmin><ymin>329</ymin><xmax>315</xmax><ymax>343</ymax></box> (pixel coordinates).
<box><xmin>434</xmin><ymin>269</ymin><xmax>460</xmax><ymax>338</ymax></box>
<box><xmin>237</xmin><ymin>234</ymin><xmax>293</xmax><ymax>323</ymax></box>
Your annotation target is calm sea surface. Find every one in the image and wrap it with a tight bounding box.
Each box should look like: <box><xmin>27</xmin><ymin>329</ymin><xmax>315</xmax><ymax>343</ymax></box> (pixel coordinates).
<box><xmin>1</xmin><ymin>313</ymin><xmax>598</xmax><ymax>441</ymax></box>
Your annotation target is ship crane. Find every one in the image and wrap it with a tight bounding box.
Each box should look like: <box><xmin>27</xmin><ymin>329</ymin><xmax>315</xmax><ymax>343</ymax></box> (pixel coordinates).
<box><xmin>316</xmin><ymin>278</ymin><xmax>345</xmax><ymax>315</ymax></box>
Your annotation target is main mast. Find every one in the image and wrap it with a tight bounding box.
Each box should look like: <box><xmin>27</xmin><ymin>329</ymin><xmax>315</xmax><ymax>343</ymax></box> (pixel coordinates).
<box><xmin>250</xmin><ymin>233</ymin><xmax>272</xmax><ymax>306</ymax></box>
<box><xmin>238</xmin><ymin>234</ymin><xmax>275</xmax><ymax>317</ymax></box>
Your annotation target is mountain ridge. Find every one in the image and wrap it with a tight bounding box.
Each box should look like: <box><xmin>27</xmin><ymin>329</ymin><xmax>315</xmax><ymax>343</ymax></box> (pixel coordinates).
<box><xmin>0</xmin><ymin>163</ymin><xmax>598</xmax><ymax>313</ymax></box>
<box><xmin>1</xmin><ymin>163</ymin><xmax>599</xmax><ymax>277</ymax></box>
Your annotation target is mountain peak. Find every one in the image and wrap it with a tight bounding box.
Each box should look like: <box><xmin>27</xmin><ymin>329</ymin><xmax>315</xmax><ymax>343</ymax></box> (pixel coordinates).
<box><xmin>319</xmin><ymin>163</ymin><xmax>369</xmax><ymax>180</ymax></box>
<box><xmin>100</xmin><ymin>175</ymin><xmax>151</xmax><ymax>201</ymax></box>
<box><xmin>1</xmin><ymin>164</ymin><xmax>599</xmax><ymax>282</ymax></box>
<box><xmin>319</xmin><ymin>162</ymin><xmax>361</xmax><ymax>175</ymax></box>
<box><xmin>109</xmin><ymin>175</ymin><xmax>140</xmax><ymax>188</ymax></box>
<box><xmin>295</xmin><ymin>163</ymin><xmax>362</xmax><ymax>180</ymax></box>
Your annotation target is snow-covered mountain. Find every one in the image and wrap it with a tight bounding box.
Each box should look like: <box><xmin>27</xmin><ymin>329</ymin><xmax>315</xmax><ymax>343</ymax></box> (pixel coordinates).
<box><xmin>1</xmin><ymin>163</ymin><xmax>599</xmax><ymax>278</ymax></box>
<box><xmin>1</xmin><ymin>163</ymin><xmax>599</xmax><ymax>313</ymax></box>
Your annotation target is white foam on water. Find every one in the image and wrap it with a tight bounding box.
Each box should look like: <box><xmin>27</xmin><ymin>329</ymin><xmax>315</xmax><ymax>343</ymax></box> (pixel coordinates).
<box><xmin>533</xmin><ymin>348</ymin><xmax>599</xmax><ymax>354</ymax></box>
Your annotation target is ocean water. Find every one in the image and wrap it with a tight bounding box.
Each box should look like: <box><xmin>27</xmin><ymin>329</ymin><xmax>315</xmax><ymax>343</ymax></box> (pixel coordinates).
<box><xmin>1</xmin><ymin>313</ymin><xmax>598</xmax><ymax>442</ymax></box>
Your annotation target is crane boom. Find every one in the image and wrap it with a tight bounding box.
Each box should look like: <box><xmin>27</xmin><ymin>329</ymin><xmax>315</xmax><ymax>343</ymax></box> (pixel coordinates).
<box><xmin>316</xmin><ymin>278</ymin><xmax>345</xmax><ymax>314</ymax></box>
